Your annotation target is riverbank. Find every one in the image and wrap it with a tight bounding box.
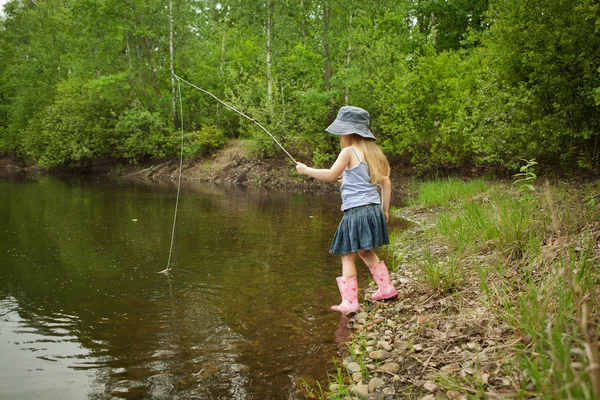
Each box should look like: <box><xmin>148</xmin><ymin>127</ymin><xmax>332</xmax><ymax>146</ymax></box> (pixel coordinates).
<box><xmin>1</xmin><ymin>141</ymin><xmax>414</xmax><ymax>198</ymax></box>
<box><xmin>311</xmin><ymin>178</ymin><xmax>600</xmax><ymax>399</ymax></box>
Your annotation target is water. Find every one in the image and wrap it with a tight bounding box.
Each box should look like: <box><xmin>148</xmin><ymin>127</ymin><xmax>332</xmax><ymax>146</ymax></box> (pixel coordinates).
<box><xmin>0</xmin><ymin>174</ymin><xmax>400</xmax><ymax>399</ymax></box>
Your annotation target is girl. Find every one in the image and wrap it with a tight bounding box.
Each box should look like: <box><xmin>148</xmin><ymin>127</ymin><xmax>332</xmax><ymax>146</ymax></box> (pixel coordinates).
<box><xmin>296</xmin><ymin>106</ymin><xmax>398</xmax><ymax>313</ymax></box>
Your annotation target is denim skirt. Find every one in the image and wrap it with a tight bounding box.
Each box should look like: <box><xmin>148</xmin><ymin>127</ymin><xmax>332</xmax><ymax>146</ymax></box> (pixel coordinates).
<box><xmin>329</xmin><ymin>204</ymin><xmax>390</xmax><ymax>255</ymax></box>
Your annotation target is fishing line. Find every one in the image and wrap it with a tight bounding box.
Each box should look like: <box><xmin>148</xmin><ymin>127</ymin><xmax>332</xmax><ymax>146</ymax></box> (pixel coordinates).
<box><xmin>159</xmin><ymin>74</ymin><xmax>298</xmax><ymax>273</ymax></box>
<box><xmin>172</xmin><ymin>73</ymin><xmax>298</xmax><ymax>164</ymax></box>
<box><xmin>158</xmin><ymin>77</ymin><xmax>185</xmax><ymax>274</ymax></box>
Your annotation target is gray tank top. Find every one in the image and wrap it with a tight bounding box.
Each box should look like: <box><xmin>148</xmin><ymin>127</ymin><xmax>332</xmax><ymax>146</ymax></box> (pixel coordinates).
<box><xmin>340</xmin><ymin>147</ymin><xmax>381</xmax><ymax>211</ymax></box>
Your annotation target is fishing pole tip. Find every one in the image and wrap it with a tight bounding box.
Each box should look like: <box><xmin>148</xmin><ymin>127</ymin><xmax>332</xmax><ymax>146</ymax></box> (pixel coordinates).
<box><xmin>158</xmin><ymin>268</ymin><xmax>171</xmax><ymax>274</ymax></box>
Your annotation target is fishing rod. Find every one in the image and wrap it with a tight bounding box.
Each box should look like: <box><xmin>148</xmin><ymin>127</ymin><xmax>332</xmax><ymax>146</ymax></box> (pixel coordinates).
<box><xmin>172</xmin><ymin>73</ymin><xmax>298</xmax><ymax>164</ymax></box>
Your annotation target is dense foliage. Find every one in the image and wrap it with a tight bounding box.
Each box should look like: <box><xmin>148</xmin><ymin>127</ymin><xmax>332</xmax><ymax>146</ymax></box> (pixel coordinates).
<box><xmin>1</xmin><ymin>0</ymin><xmax>599</xmax><ymax>172</ymax></box>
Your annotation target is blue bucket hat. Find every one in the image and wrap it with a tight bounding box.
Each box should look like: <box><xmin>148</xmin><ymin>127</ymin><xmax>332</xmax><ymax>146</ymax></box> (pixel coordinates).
<box><xmin>325</xmin><ymin>106</ymin><xmax>376</xmax><ymax>140</ymax></box>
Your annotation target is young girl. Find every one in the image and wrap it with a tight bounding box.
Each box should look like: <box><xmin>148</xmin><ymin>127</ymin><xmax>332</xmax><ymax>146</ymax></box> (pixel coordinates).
<box><xmin>296</xmin><ymin>106</ymin><xmax>398</xmax><ymax>313</ymax></box>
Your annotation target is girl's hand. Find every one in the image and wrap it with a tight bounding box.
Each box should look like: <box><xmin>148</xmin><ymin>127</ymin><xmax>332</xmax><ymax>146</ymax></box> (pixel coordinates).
<box><xmin>383</xmin><ymin>211</ymin><xmax>389</xmax><ymax>223</ymax></box>
<box><xmin>296</xmin><ymin>162</ymin><xmax>308</xmax><ymax>175</ymax></box>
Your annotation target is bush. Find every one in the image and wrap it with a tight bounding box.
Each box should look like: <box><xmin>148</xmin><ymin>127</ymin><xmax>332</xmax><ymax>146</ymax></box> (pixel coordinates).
<box><xmin>115</xmin><ymin>108</ymin><xmax>172</xmax><ymax>161</ymax></box>
<box><xmin>182</xmin><ymin>126</ymin><xmax>227</xmax><ymax>158</ymax></box>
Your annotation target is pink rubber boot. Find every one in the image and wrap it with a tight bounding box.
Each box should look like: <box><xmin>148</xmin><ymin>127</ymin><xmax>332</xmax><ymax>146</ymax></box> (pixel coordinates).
<box><xmin>368</xmin><ymin>261</ymin><xmax>398</xmax><ymax>301</ymax></box>
<box><xmin>331</xmin><ymin>276</ymin><xmax>360</xmax><ymax>313</ymax></box>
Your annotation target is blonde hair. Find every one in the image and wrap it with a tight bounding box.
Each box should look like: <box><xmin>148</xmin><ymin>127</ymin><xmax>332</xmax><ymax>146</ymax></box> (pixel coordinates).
<box><xmin>341</xmin><ymin>134</ymin><xmax>390</xmax><ymax>185</ymax></box>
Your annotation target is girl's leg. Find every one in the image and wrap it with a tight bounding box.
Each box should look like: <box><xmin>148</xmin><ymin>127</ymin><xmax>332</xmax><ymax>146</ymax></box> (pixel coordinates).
<box><xmin>357</xmin><ymin>249</ymin><xmax>380</xmax><ymax>266</ymax></box>
<box><xmin>332</xmin><ymin>253</ymin><xmax>360</xmax><ymax>313</ymax></box>
<box><xmin>341</xmin><ymin>253</ymin><xmax>357</xmax><ymax>277</ymax></box>
<box><xmin>359</xmin><ymin>249</ymin><xmax>398</xmax><ymax>301</ymax></box>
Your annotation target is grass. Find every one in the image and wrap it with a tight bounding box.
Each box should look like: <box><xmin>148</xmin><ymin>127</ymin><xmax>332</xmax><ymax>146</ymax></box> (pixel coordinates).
<box><xmin>416</xmin><ymin>249</ymin><xmax>466</xmax><ymax>295</ymax></box>
<box><xmin>408</xmin><ymin>177</ymin><xmax>490</xmax><ymax>207</ymax></box>
<box><xmin>300</xmin><ymin>335</ymin><xmax>374</xmax><ymax>399</ymax></box>
<box><xmin>410</xmin><ymin>177</ymin><xmax>600</xmax><ymax>399</ymax></box>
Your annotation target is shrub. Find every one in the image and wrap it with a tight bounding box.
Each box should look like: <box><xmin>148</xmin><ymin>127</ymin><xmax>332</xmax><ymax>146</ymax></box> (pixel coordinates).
<box><xmin>182</xmin><ymin>126</ymin><xmax>227</xmax><ymax>158</ymax></box>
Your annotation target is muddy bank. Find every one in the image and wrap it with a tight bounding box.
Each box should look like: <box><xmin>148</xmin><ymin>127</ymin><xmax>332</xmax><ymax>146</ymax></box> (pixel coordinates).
<box><xmin>0</xmin><ymin>154</ymin><xmax>26</xmax><ymax>174</ymax></box>
<box><xmin>123</xmin><ymin>140</ymin><xmax>413</xmax><ymax>199</ymax></box>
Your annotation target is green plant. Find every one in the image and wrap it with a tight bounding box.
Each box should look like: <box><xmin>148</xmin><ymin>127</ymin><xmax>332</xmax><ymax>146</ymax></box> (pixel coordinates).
<box><xmin>513</xmin><ymin>158</ymin><xmax>538</xmax><ymax>199</ymax></box>
<box><xmin>183</xmin><ymin>126</ymin><xmax>227</xmax><ymax>158</ymax></box>
<box><xmin>347</xmin><ymin>334</ymin><xmax>372</xmax><ymax>380</ymax></box>
<box><xmin>417</xmin><ymin>250</ymin><xmax>465</xmax><ymax>295</ymax></box>
<box><xmin>409</xmin><ymin>178</ymin><xmax>490</xmax><ymax>207</ymax></box>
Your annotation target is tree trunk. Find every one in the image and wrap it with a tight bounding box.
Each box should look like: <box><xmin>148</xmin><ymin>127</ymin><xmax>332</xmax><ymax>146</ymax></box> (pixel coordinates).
<box><xmin>266</xmin><ymin>0</ymin><xmax>274</xmax><ymax>116</ymax></box>
<box><xmin>216</xmin><ymin>28</ymin><xmax>227</xmax><ymax>128</ymax></box>
<box><xmin>143</xmin><ymin>36</ymin><xmax>161</xmax><ymax>98</ymax></box>
<box><xmin>345</xmin><ymin>13</ymin><xmax>353</xmax><ymax>105</ymax></box>
<box><xmin>169</xmin><ymin>0</ymin><xmax>178</xmax><ymax>130</ymax></box>
<box><xmin>322</xmin><ymin>2</ymin><xmax>335</xmax><ymax>123</ymax></box>
<box><xmin>322</xmin><ymin>3</ymin><xmax>331</xmax><ymax>91</ymax></box>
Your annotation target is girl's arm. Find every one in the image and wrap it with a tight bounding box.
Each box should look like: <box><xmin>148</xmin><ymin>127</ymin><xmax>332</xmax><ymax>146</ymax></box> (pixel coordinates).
<box><xmin>296</xmin><ymin>147</ymin><xmax>351</xmax><ymax>182</ymax></box>
<box><xmin>380</xmin><ymin>177</ymin><xmax>391</xmax><ymax>222</ymax></box>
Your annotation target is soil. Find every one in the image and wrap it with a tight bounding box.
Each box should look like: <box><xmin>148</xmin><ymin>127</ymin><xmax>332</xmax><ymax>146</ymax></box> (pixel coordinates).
<box><xmin>0</xmin><ymin>153</ymin><xmax>25</xmax><ymax>174</ymax></box>
<box><xmin>121</xmin><ymin>140</ymin><xmax>414</xmax><ymax>199</ymax></box>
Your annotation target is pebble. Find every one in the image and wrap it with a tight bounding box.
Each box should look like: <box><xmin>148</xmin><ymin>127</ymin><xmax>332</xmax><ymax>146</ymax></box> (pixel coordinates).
<box><xmin>369</xmin><ymin>350</ymin><xmax>391</xmax><ymax>360</ymax></box>
<box><xmin>368</xmin><ymin>377</ymin><xmax>385</xmax><ymax>392</ymax></box>
<box><xmin>347</xmin><ymin>362</ymin><xmax>361</xmax><ymax>373</ymax></box>
<box><xmin>447</xmin><ymin>390</ymin><xmax>467</xmax><ymax>400</ymax></box>
<box><xmin>394</xmin><ymin>340</ymin><xmax>410</xmax><ymax>352</ymax></box>
<box><xmin>352</xmin><ymin>372</ymin><xmax>363</xmax><ymax>382</ymax></box>
<box><xmin>377</xmin><ymin>362</ymin><xmax>400</xmax><ymax>373</ymax></box>
<box><xmin>351</xmin><ymin>383</ymin><xmax>370</xmax><ymax>399</ymax></box>
<box><xmin>440</xmin><ymin>363</ymin><xmax>460</xmax><ymax>372</ymax></box>
<box><xmin>378</xmin><ymin>341</ymin><xmax>393</xmax><ymax>351</ymax></box>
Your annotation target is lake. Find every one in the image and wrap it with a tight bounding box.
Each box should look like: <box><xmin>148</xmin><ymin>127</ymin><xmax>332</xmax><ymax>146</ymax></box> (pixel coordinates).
<box><xmin>0</xmin><ymin>174</ymin><xmax>398</xmax><ymax>399</ymax></box>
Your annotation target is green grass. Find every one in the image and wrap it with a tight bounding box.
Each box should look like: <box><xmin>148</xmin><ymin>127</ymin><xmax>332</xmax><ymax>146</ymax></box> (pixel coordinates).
<box><xmin>417</xmin><ymin>250</ymin><xmax>466</xmax><ymax>295</ymax></box>
<box><xmin>408</xmin><ymin>177</ymin><xmax>490</xmax><ymax>207</ymax></box>
<box><xmin>410</xmin><ymin>178</ymin><xmax>600</xmax><ymax>399</ymax></box>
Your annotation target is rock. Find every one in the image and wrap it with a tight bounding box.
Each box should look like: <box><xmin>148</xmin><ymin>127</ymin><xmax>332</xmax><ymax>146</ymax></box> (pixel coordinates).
<box><xmin>354</xmin><ymin>312</ymin><xmax>368</xmax><ymax>321</ymax></box>
<box><xmin>351</xmin><ymin>383</ymin><xmax>370</xmax><ymax>399</ymax></box>
<box><xmin>440</xmin><ymin>363</ymin><xmax>460</xmax><ymax>372</ymax></box>
<box><xmin>413</xmin><ymin>344</ymin><xmax>424</xmax><ymax>352</ymax></box>
<box><xmin>394</xmin><ymin>341</ymin><xmax>410</xmax><ymax>352</ymax></box>
<box><xmin>420</xmin><ymin>395</ymin><xmax>436</xmax><ymax>400</ymax></box>
<box><xmin>352</xmin><ymin>372</ymin><xmax>363</xmax><ymax>382</ymax></box>
<box><xmin>377</xmin><ymin>362</ymin><xmax>400</xmax><ymax>373</ymax></box>
<box><xmin>347</xmin><ymin>362</ymin><xmax>361</xmax><ymax>373</ymax></box>
<box><xmin>328</xmin><ymin>383</ymin><xmax>339</xmax><ymax>392</ymax></box>
<box><xmin>423</xmin><ymin>381</ymin><xmax>438</xmax><ymax>391</ymax></box>
<box><xmin>378</xmin><ymin>341</ymin><xmax>392</xmax><ymax>351</ymax></box>
<box><xmin>435</xmin><ymin>391</ymin><xmax>449</xmax><ymax>400</ymax></box>
<box><xmin>417</xmin><ymin>315</ymin><xmax>429</xmax><ymax>324</ymax></box>
<box><xmin>466</xmin><ymin>342</ymin><xmax>479</xmax><ymax>351</ymax></box>
<box><xmin>368</xmin><ymin>377</ymin><xmax>385</xmax><ymax>392</ymax></box>
<box><xmin>369</xmin><ymin>350</ymin><xmax>391</xmax><ymax>361</ymax></box>
<box><xmin>447</xmin><ymin>390</ymin><xmax>467</xmax><ymax>400</ymax></box>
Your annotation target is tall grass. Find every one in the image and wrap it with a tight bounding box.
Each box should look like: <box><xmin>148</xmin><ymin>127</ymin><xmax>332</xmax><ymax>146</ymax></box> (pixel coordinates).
<box><xmin>409</xmin><ymin>177</ymin><xmax>490</xmax><ymax>207</ymax></box>
<box><xmin>411</xmin><ymin>178</ymin><xmax>600</xmax><ymax>398</ymax></box>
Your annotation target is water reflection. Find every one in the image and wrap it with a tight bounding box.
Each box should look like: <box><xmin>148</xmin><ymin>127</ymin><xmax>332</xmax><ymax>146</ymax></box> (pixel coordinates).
<box><xmin>1</xmin><ymin>175</ymin><xmax>383</xmax><ymax>399</ymax></box>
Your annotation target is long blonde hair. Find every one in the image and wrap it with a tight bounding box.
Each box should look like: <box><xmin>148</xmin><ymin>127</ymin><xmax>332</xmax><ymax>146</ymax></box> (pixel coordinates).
<box><xmin>341</xmin><ymin>134</ymin><xmax>390</xmax><ymax>184</ymax></box>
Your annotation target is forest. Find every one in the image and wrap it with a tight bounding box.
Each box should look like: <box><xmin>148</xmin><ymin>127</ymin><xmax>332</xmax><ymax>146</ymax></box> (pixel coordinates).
<box><xmin>1</xmin><ymin>0</ymin><xmax>599</xmax><ymax>173</ymax></box>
